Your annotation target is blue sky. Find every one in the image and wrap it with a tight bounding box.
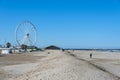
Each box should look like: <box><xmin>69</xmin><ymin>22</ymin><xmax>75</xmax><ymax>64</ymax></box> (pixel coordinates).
<box><xmin>0</xmin><ymin>0</ymin><xmax>120</xmax><ymax>48</ymax></box>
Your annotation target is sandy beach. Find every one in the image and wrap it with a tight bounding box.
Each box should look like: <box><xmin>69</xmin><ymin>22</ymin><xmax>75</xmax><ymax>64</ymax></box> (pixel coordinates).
<box><xmin>0</xmin><ymin>50</ymin><xmax>120</xmax><ymax>80</ymax></box>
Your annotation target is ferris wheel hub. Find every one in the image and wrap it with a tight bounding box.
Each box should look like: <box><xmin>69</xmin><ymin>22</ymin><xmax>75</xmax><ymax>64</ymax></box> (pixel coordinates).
<box><xmin>26</xmin><ymin>33</ymin><xmax>29</xmax><ymax>37</ymax></box>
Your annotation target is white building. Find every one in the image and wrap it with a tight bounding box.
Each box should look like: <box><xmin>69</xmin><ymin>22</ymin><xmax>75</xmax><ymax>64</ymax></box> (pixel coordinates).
<box><xmin>0</xmin><ymin>48</ymin><xmax>12</xmax><ymax>54</ymax></box>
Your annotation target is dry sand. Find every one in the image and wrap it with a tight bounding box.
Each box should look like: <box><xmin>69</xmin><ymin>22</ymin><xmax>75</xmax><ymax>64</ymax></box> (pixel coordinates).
<box><xmin>0</xmin><ymin>50</ymin><xmax>120</xmax><ymax>80</ymax></box>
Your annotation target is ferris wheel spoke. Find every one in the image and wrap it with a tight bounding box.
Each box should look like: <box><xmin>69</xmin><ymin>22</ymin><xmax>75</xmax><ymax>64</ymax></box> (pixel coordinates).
<box><xmin>29</xmin><ymin>38</ymin><xmax>33</xmax><ymax>46</ymax></box>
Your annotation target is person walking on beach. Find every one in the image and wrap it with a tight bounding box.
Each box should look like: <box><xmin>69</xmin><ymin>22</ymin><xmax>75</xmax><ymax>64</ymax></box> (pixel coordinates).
<box><xmin>90</xmin><ymin>53</ymin><xmax>92</xmax><ymax>58</ymax></box>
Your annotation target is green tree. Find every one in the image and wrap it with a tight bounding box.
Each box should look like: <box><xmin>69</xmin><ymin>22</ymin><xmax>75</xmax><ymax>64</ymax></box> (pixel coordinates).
<box><xmin>6</xmin><ymin>42</ymin><xmax>11</xmax><ymax>48</ymax></box>
<box><xmin>21</xmin><ymin>44</ymin><xmax>27</xmax><ymax>51</ymax></box>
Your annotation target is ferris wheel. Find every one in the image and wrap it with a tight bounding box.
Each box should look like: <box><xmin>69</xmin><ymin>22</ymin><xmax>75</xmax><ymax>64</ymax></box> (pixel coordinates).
<box><xmin>15</xmin><ymin>21</ymin><xmax>37</xmax><ymax>46</ymax></box>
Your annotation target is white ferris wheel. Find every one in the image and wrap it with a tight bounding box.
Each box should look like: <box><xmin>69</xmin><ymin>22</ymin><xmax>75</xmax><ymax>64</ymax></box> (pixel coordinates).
<box><xmin>15</xmin><ymin>21</ymin><xmax>37</xmax><ymax>46</ymax></box>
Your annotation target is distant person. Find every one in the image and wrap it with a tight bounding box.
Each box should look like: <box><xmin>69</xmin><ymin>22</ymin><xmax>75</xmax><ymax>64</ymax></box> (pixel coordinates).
<box><xmin>90</xmin><ymin>53</ymin><xmax>92</xmax><ymax>58</ymax></box>
<box><xmin>62</xmin><ymin>49</ymin><xmax>64</xmax><ymax>52</ymax></box>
